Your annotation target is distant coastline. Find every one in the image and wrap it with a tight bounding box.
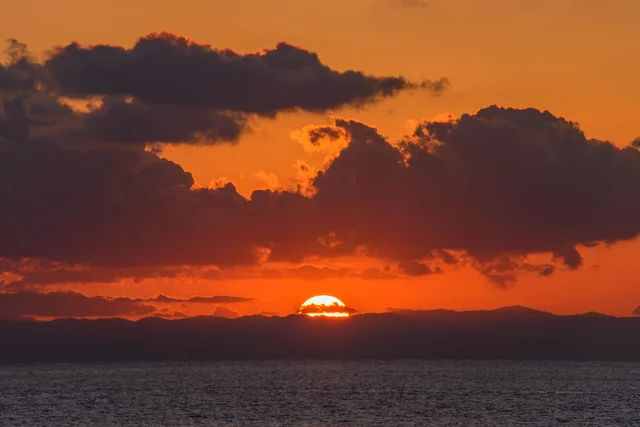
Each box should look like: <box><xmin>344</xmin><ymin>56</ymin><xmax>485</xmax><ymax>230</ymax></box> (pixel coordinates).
<box><xmin>2</xmin><ymin>306</ymin><xmax>640</xmax><ymax>363</ymax></box>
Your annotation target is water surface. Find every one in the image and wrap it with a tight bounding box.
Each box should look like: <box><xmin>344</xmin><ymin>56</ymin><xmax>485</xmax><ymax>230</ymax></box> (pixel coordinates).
<box><xmin>1</xmin><ymin>360</ymin><xmax>639</xmax><ymax>426</ymax></box>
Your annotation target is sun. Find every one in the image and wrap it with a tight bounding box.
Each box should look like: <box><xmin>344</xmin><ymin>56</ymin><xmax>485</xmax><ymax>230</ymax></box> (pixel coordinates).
<box><xmin>299</xmin><ymin>295</ymin><xmax>351</xmax><ymax>318</ymax></box>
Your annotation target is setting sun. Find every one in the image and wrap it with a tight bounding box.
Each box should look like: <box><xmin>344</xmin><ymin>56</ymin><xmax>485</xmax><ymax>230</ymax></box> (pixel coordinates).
<box><xmin>299</xmin><ymin>295</ymin><xmax>351</xmax><ymax>317</ymax></box>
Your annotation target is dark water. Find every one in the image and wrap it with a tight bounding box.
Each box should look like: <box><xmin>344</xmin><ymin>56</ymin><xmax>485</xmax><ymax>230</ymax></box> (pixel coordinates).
<box><xmin>1</xmin><ymin>360</ymin><xmax>639</xmax><ymax>426</ymax></box>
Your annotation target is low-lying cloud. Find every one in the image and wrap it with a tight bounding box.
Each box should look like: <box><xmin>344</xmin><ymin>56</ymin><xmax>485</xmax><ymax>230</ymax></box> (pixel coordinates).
<box><xmin>0</xmin><ymin>291</ymin><xmax>253</xmax><ymax>318</ymax></box>
<box><xmin>0</xmin><ymin>291</ymin><xmax>156</xmax><ymax>318</ymax></box>
<box><xmin>151</xmin><ymin>294</ymin><xmax>253</xmax><ymax>304</ymax></box>
<box><xmin>298</xmin><ymin>302</ymin><xmax>357</xmax><ymax>315</ymax></box>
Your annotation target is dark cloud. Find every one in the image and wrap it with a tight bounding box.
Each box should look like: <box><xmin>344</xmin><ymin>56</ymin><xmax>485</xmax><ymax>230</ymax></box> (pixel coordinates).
<box><xmin>45</xmin><ymin>32</ymin><xmax>447</xmax><ymax>115</ymax></box>
<box><xmin>0</xmin><ymin>291</ymin><xmax>155</xmax><ymax>317</ymax></box>
<box><xmin>302</xmin><ymin>107</ymin><xmax>640</xmax><ymax>282</ymax></box>
<box><xmin>257</xmin><ymin>265</ymin><xmax>403</xmax><ymax>281</ymax></box>
<box><xmin>0</xmin><ymin>136</ymin><xmax>260</xmax><ymax>268</ymax></box>
<box><xmin>0</xmin><ymin>64</ymin><xmax>34</xmax><ymax>94</ymax></box>
<box><xmin>1</xmin><ymin>97</ymin><xmax>30</xmax><ymax>143</ymax></box>
<box><xmin>2</xmin><ymin>38</ymin><xmax>639</xmax><ymax>291</ymax></box>
<box><xmin>533</xmin><ymin>264</ymin><xmax>555</xmax><ymax>277</ymax></box>
<box><xmin>0</xmin><ymin>263</ymin><xmax>188</xmax><ymax>288</ymax></box>
<box><xmin>151</xmin><ymin>294</ymin><xmax>253</xmax><ymax>304</ymax></box>
<box><xmin>0</xmin><ymin>260</ymin><xmax>416</xmax><ymax>287</ymax></box>
<box><xmin>5</xmin><ymin>34</ymin><xmax>439</xmax><ymax>150</ymax></box>
<box><xmin>0</xmin><ymin>33</ymin><xmax>440</xmax><ymax>152</ymax></box>
<box><xmin>307</xmin><ymin>126</ymin><xmax>344</xmax><ymax>145</ymax></box>
<box><xmin>552</xmin><ymin>246</ymin><xmax>583</xmax><ymax>269</ymax></box>
<box><xmin>397</xmin><ymin>261</ymin><xmax>433</xmax><ymax>276</ymax></box>
<box><xmin>4</xmin><ymin>91</ymin><xmax>247</xmax><ymax>147</ymax></box>
<box><xmin>73</xmin><ymin>97</ymin><xmax>248</xmax><ymax>145</ymax></box>
<box><xmin>0</xmin><ymin>40</ymin><xmax>43</xmax><ymax>95</ymax></box>
<box><xmin>298</xmin><ymin>302</ymin><xmax>357</xmax><ymax>315</ymax></box>
<box><xmin>11</xmin><ymin>34</ymin><xmax>638</xmax><ymax>289</ymax></box>
<box><xmin>0</xmin><ymin>289</ymin><xmax>251</xmax><ymax>318</ymax></box>
<box><xmin>476</xmin><ymin>257</ymin><xmax>553</xmax><ymax>287</ymax></box>
<box><xmin>633</xmin><ymin>306</ymin><xmax>640</xmax><ymax>315</ymax></box>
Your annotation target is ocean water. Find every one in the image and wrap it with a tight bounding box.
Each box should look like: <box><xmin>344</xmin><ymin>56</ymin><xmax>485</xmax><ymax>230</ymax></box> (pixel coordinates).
<box><xmin>1</xmin><ymin>360</ymin><xmax>639</xmax><ymax>426</ymax></box>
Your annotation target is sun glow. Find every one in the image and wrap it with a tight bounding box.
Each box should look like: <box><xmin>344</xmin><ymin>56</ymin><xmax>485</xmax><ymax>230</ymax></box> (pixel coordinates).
<box><xmin>299</xmin><ymin>295</ymin><xmax>350</xmax><ymax>318</ymax></box>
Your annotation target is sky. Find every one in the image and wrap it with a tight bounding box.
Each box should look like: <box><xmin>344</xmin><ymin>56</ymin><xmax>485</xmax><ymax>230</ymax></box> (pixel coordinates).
<box><xmin>1</xmin><ymin>0</ymin><xmax>639</xmax><ymax>319</ymax></box>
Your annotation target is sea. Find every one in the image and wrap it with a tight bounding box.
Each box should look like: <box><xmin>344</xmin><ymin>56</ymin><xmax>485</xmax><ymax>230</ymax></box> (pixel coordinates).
<box><xmin>1</xmin><ymin>360</ymin><xmax>639</xmax><ymax>426</ymax></box>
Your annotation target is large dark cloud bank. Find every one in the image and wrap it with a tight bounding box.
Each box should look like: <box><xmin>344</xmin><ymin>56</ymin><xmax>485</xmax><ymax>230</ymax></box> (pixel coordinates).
<box><xmin>1</xmin><ymin>33</ymin><xmax>640</xmax><ymax>287</ymax></box>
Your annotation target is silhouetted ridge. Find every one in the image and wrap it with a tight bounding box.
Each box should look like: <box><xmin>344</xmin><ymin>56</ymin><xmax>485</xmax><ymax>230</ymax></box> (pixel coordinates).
<box><xmin>1</xmin><ymin>308</ymin><xmax>639</xmax><ymax>363</ymax></box>
<box><xmin>490</xmin><ymin>306</ymin><xmax>554</xmax><ymax>317</ymax></box>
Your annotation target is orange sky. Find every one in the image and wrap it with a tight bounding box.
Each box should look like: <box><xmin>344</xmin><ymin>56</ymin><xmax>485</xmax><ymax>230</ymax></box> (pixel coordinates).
<box><xmin>1</xmin><ymin>0</ymin><xmax>639</xmax><ymax>317</ymax></box>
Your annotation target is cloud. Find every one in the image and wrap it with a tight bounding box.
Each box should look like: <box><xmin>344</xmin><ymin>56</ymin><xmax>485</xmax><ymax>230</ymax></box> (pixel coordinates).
<box><xmin>0</xmin><ymin>263</ymin><xmax>190</xmax><ymax>288</ymax></box>
<box><xmin>0</xmin><ymin>64</ymin><xmax>34</xmax><ymax>94</ymax></box>
<box><xmin>5</xmin><ymin>88</ymin><xmax>248</xmax><ymax>148</ymax></box>
<box><xmin>0</xmin><ymin>288</ymin><xmax>252</xmax><ymax>318</ymax></box>
<box><xmin>0</xmin><ymin>291</ymin><xmax>156</xmax><ymax>318</ymax></box>
<box><xmin>633</xmin><ymin>306</ymin><xmax>640</xmax><ymax>316</ymax></box>
<box><xmin>0</xmin><ymin>135</ymin><xmax>260</xmax><ymax>268</ymax></box>
<box><xmin>286</xmin><ymin>264</ymin><xmax>351</xmax><ymax>280</ymax></box>
<box><xmin>291</xmin><ymin>124</ymin><xmax>348</xmax><ymax>154</ymax></box>
<box><xmin>5</xmin><ymin>35</ymin><xmax>442</xmax><ymax>150</ymax></box>
<box><xmin>0</xmin><ymin>40</ymin><xmax>44</xmax><ymax>95</ymax></box>
<box><xmin>259</xmin><ymin>264</ymin><xmax>411</xmax><ymax>280</ymax></box>
<box><xmin>45</xmin><ymin>32</ymin><xmax>446</xmax><ymax>115</ymax></box>
<box><xmin>397</xmin><ymin>261</ymin><xmax>434</xmax><ymax>276</ymax></box>
<box><xmin>3</xmin><ymin>38</ymin><xmax>640</xmax><ymax>287</ymax></box>
<box><xmin>212</xmin><ymin>306</ymin><xmax>239</xmax><ymax>318</ymax></box>
<box><xmin>151</xmin><ymin>294</ymin><xmax>253</xmax><ymax>304</ymax></box>
<box><xmin>298</xmin><ymin>302</ymin><xmax>357</xmax><ymax>315</ymax></box>
<box><xmin>291</xmin><ymin>124</ymin><xmax>350</xmax><ymax>167</ymax></box>
<box><xmin>72</xmin><ymin>97</ymin><xmax>248</xmax><ymax>145</ymax></box>
<box><xmin>0</xmin><ymin>259</ymin><xmax>416</xmax><ymax>287</ymax></box>
<box><xmin>299</xmin><ymin>108</ymin><xmax>640</xmax><ymax>282</ymax></box>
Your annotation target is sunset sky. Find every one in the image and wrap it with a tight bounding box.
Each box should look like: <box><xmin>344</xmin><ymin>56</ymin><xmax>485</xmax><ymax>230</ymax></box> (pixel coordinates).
<box><xmin>1</xmin><ymin>0</ymin><xmax>639</xmax><ymax>319</ymax></box>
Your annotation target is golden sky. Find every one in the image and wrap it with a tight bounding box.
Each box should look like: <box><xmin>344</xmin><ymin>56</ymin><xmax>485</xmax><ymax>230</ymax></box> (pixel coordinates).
<box><xmin>1</xmin><ymin>0</ymin><xmax>639</xmax><ymax>318</ymax></box>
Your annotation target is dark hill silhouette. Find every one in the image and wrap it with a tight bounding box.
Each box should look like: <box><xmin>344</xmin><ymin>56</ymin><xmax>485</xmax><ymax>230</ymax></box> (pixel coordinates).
<box><xmin>1</xmin><ymin>307</ymin><xmax>639</xmax><ymax>363</ymax></box>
